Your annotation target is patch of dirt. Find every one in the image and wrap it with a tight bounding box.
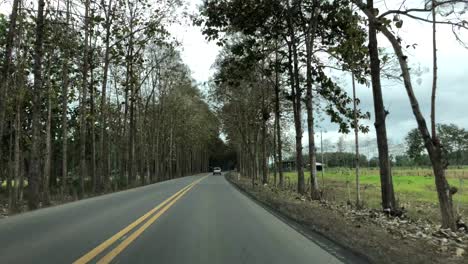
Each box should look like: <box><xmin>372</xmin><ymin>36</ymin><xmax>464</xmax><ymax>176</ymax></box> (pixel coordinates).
<box><xmin>227</xmin><ymin>174</ymin><xmax>468</xmax><ymax>264</ymax></box>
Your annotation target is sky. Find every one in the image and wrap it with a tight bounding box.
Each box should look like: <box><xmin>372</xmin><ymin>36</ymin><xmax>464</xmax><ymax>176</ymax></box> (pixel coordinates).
<box><xmin>170</xmin><ymin>0</ymin><xmax>468</xmax><ymax>152</ymax></box>
<box><xmin>168</xmin><ymin>0</ymin><xmax>221</xmax><ymax>87</ymax></box>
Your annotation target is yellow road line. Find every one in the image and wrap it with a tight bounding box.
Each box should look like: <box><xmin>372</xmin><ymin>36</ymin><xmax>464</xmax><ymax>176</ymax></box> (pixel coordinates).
<box><xmin>96</xmin><ymin>181</ymin><xmax>200</xmax><ymax>264</ymax></box>
<box><xmin>73</xmin><ymin>176</ymin><xmax>207</xmax><ymax>264</ymax></box>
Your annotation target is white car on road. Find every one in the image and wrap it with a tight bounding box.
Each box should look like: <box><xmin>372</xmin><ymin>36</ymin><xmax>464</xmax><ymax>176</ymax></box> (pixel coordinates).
<box><xmin>213</xmin><ymin>167</ymin><xmax>222</xmax><ymax>175</ymax></box>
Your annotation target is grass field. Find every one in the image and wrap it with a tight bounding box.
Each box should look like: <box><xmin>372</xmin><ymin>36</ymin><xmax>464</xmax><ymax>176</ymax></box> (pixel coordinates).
<box><xmin>275</xmin><ymin>167</ymin><xmax>468</xmax><ymax>221</ymax></box>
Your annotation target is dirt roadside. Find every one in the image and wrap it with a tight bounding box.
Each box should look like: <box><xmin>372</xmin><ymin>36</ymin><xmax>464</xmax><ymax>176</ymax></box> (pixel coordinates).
<box><xmin>226</xmin><ymin>173</ymin><xmax>468</xmax><ymax>264</ymax></box>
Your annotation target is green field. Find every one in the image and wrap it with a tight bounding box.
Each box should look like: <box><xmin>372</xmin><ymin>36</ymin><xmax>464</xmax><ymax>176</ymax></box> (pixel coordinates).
<box><xmin>275</xmin><ymin>167</ymin><xmax>468</xmax><ymax>221</ymax></box>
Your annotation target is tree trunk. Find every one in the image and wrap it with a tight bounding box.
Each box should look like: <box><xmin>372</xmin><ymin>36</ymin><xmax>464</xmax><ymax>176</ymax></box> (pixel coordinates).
<box><xmin>90</xmin><ymin>60</ymin><xmax>97</xmax><ymax>193</ymax></box>
<box><xmin>352</xmin><ymin>73</ymin><xmax>361</xmax><ymax>206</ymax></box>
<box><xmin>292</xmin><ymin>43</ymin><xmax>305</xmax><ymax>194</ymax></box>
<box><xmin>431</xmin><ymin>0</ymin><xmax>438</xmax><ymax>142</ymax></box>
<box><xmin>0</xmin><ymin>0</ymin><xmax>20</xmax><ymax>172</ymax></box>
<box><xmin>304</xmin><ymin>0</ymin><xmax>320</xmax><ymax>200</ymax></box>
<box><xmin>100</xmin><ymin>0</ymin><xmax>113</xmax><ymax>192</ymax></box>
<box><xmin>79</xmin><ymin>0</ymin><xmax>91</xmax><ymax>198</ymax></box>
<box><xmin>286</xmin><ymin>2</ymin><xmax>305</xmax><ymax>194</ymax></box>
<box><xmin>10</xmin><ymin>103</ymin><xmax>21</xmax><ymax>213</ymax></box>
<box><xmin>292</xmin><ymin>35</ymin><xmax>305</xmax><ymax>194</ymax></box>
<box><xmin>28</xmin><ymin>0</ymin><xmax>46</xmax><ymax>210</ymax></box>
<box><xmin>274</xmin><ymin>46</ymin><xmax>284</xmax><ymax>188</ymax></box>
<box><xmin>367</xmin><ymin>0</ymin><xmax>395</xmax><ymax>210</ymax></box>
<box><xmin>128</xmin><ymin>20</ymin><xmax>136</xmax><ymax>186</ymax></box>
<box><xmin>273</xmin><ymin>123</ymin><xmax>278</xmax><ymax>186</ymax></box>
<box><xmin>42</xmin><ymin>67</ymin><xmax>53</xmax><ymax>206</ymax></box>
<box><xmin>169</xmin><ymin>123</ymin><xmax>173</xmax><ymax>179</ymax></box>
<box><xmin>61</xmin><ymin>73</ymin><xmax>68</xmax><ymax>196</ymax></box>
<box><xmin>122</xmin><ymin>64</ymin><xmax>129</xmax><ymax>187</ymax></box>
<box><xmin>378</xmin><ymin>14</ymin><xmax>457</xmax><ymax>231</ymax></box>
<box><xmin>89</xmin><ymin>19</ymin><xmax>97</xmax><ymax>193</ymax></box>
<box><xmin>61</xmin><ymin>0</ymin><xmax>71</xmax><ymax>197</ymax></box>
<box><xmin>261</xmin><ymin>116</ymin><xmax>268</xmax><ymax>185</ymax></box>
<box><xmin>261</xmin><ymin>70</ymin><xmax>268</xmax><ymax>185</ymax></box>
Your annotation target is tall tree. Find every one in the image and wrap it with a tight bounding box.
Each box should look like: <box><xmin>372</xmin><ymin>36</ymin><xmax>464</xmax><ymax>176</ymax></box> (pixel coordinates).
<box><xmin>352</xmin><ymin>0</ymin><xmax>468</xmax><ymax>229</ymax></box>
<box><xmin>99</xmin><ymin>0</ymin><xmax>114</xmax><ymax>192</ymax></box>
<box><xmin>366</xmin><ymin>0</ymin><xmax>396</xmax><ymax>211</ymax></box>
<box><xmin>28</xmin><ymin>0</ymin><xmax>47</xmax><ymax>210</ymax></box>
<box><xmin>0</xmin><ymin>0</ymin><xmax>21</xmax><ymax>181</ymax></box>
<box><xmin>301</xmin><ymin>0</ymin><xmax>320</xmax><ymax>199</ymax></box>
<box><xmin>79</xmin><ymin>0</ymin><xmax>91</xmax><ymax>197</ymax></box>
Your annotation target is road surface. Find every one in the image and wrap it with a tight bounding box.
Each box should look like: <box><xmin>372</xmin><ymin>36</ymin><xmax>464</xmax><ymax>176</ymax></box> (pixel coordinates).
<box><xmin>0</xmin><ymin>173</ymin><xmax>364</xmax><ymax>264</ymax></box>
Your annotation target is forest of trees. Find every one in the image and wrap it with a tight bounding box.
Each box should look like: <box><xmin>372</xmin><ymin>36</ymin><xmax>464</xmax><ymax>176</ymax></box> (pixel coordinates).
<box><xmin>198</xmin><ymin>0</ymin><xmax>468</xmax><ymax>230</ymax></box>
<box><xmin>0</xmin><ymin>0</ymin><xmax>222</xmax><ymax>213</ymax></box>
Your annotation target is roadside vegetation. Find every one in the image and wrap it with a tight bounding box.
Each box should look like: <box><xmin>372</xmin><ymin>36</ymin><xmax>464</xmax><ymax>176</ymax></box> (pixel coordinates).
<box><xmin>0</xmin><ymin>0</ymin><xmax>223</xmax><ymax>215</ymax></box>
<box><xmin>280</xmin><ymin>168</ymin><xmax>468</xmax><ymax>221</ymax></box>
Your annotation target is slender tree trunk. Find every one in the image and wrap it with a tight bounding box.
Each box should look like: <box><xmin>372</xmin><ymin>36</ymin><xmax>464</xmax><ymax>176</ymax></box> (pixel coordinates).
<box><xmin>122</xmin><ymin>65</ymin><xmax>129</xmax><ymax>187</ymax></box>
<box><xmin>89</xmin><ymin>19</ymin><xmax>97</xmax><ymax>193</ymax></box>
<box><xmin>261</xmin><ymin>72</ymin><xmax>268</xmax><ymax>184</ymax></box>
<box><xmin>304</xmin><ymin>0</ymin><xmax>320</xmax><ymax>200</ymax></box>
<box><xmin>169</xmin><ymin>123</ymin><xmax>173</xmax><ymax>179</ymax></box>
<box><xmin>42</xmin><ymin>67</ymin><xmax>53</xmax><ymax>206</ymax></box>
<box><xmin>376</xmin><ymin>6</ymin><xmax>456</xmax><ymax>230</ymax></box>
<box><xmin>128</xmin><ymin>20</ymin><xmax>136</xmax><ymax>186</ymax></box>
<box><xmin>8</xmin><ymin>125</ymin><xmax>14</xmax><ymax>202</ymax></box>
<box><xmin>100</xmin><ymin>0</ymin><xmax>113</xmax><ymax>192</ymax></box>
<box><xmin>292</xmin><ymin>34</ymin><xmax>305</xmax><ymax>193</ymax></box>
<box><xmin>9</xmin><ymin>4</ymin><xmax>25</xmax><ymax>212</ymax></box>
<box><xmin>274</xmin><ymin>46</ymin><xmax>284</xmax><ymax>188</ymax></box>
<box><xmin>273</xmin><ymin>124</ymin><xmax>277</xmax><ymax>186</ymax></box>
<box><xmin>352</xmin><ymin>73</ymin><xmax>361</xmax><ymax>206</ymax></box>
<box><xmin>79</xmin><ymin>0</ymin><xmax>91</xmax><ymax>198</ymax></box>
<box><xmin>10</xmin><ymin>103</ymin><xmax>21</xmax><ymax>213</ymax></box>
<box><xmin>291</xmin><ymin>43</ymin><xmax>305</xmax><ymax>194</ymax></box>
<box><xmin>261</xmin><ymin>116</ymin><xmax>268</xmax><ymax>185</ymax></box>
<box><xmin>285</xmin><ymin>3</ymin><xmax>305</xmax><ymax>194</ymax></box>
<box><xmin>28</xmin><ymin>0</ymin><xmax>46</xmax><ymax>210</ymax></box>
<box><xmin>0</xmin><ymin>0</ymin><xmax>20</xmax><ymax>172</ymax></box>
<box><xmin>90</xmin><ymin>61</ymin><xmax>97</xmax><ymax>193</ymax></box>
<box><xmin>107</xmin><ymin>89</ymin><xmax>112</xmax><ymax>189</ymax></box>
<box><xmin>60</xmin><ymin>87</ymin><xmax>67</xmax><ymax>191</ymax></box>
<box><xmin>61</xmin><ymin>0</ymin><xmax>71</xmax><ymax>197</ymax></box>
<box><xmin>431</xmin><ymin>0</ymin><xmax>438</xmax><ymax>141</ymax></box>
<box><xmin>367</xmin><ymin>0</ymin><xmax>395</xmax><ymax>210</ymax></box>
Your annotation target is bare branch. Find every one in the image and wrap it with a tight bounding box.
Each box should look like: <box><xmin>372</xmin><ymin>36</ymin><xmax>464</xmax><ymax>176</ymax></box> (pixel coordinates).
<box><xmin>378</xmin><ymin>0</ymin><xmax>467</xmax><ymax>18</ymax></box>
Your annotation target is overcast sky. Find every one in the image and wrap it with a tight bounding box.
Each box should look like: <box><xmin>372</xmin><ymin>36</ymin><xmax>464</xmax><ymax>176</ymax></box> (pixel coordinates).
<box><xmin>170</xmin><ymin>0</ymin><xmax>468</xmax><ymax>148</ymax></box>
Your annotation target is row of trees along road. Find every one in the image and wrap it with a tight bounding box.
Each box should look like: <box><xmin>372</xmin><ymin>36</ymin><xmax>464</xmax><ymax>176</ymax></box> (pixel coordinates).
<box><xmin>405</xmin><ymin>123</ymin><xmax>468</xmax><ymax>166</ymax></box>
<box><xmin>0</xmin><ymin>0</ymin><xmax>221</xmax><ymax>213</ymax></box>
<box><xmin>198</xmin><ymin>0</ymin><xmax>468</xmax><ymax>230</ymax></box>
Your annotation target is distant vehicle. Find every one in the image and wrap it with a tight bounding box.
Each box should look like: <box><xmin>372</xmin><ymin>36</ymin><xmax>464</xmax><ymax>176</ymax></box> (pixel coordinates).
<box><xmin>213</xmin><ymin>167</ymin><xmax>222</xmax><ymax>175</ymax></box>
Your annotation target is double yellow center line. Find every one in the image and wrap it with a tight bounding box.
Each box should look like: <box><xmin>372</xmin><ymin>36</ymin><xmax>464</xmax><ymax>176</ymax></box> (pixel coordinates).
<box><xmin>73</xmin><ymin>175</ymin><xmax>208</xmax><ymax>264</ymax></box>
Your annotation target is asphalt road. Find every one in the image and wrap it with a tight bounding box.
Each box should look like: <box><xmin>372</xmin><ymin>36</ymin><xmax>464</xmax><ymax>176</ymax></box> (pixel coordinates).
<box><xmin>0</xmin><ymin>173</ymin><xmax>364</xmax><ymax>264</ymax></box>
